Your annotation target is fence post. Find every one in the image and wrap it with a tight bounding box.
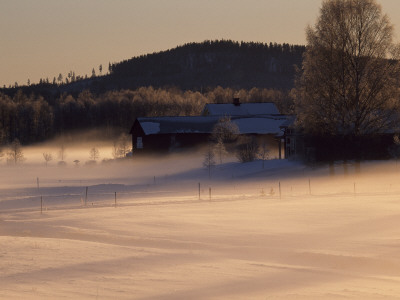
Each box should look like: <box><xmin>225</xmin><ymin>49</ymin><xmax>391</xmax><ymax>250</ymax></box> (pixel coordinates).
<box><xmin>209</xmin><ymin>187</ymin><xmax>211</xmax><ymax>200</ymax></box>
<box><xmin>115</xmin><ymin>192</ymin><xmax>117</xmax><ymax>207</ymax></box>
<box><xmin>198</xmin><ymin>183</ymin><xmax>201</xmax><ymax>200</ymax></box>
<box><xmin>40</xmin><ymin>196</ymin><xmax>43</xmax><ymax>214</ymax></box>
<box><xmin>279</xmin><ymin>181</ymin><xmax>281</xmax><ymax>200</ymax></box>
<box><xmin>85</xmin><ymin>187</ymin><xmax>88</xmax><ymax>206</ymax></box>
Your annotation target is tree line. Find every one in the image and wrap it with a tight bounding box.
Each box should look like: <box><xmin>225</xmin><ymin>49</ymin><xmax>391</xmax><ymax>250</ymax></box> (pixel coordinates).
<box><xmin>0</xmin><ymin>86</ymin><xmax>292</xmax><ymax>145</ymax></box>
<box><xmin>1</xmin><ymin>40</ymin><xmax>305</xmax><ymax>96</ymax></box>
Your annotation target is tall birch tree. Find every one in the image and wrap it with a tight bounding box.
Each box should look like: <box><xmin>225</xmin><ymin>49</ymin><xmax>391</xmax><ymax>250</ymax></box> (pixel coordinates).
<box><xmin>295</xmin><ymin>0</ymin><xmax>400</xmax><ymax>136</ymax></box>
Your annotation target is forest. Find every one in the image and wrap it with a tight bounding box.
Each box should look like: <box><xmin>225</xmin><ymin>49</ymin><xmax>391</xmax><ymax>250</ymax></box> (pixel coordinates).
<box><xmin>108</xmin><ymin>40</ymin><xmax>305</xmax><ymax>91</ymax></box>
<box><xmin>1</xmin><ymin>40</ymin><xmax>304</xmax><ymax>96</ymax></box>
<box><xmin>0</xmin><ymin>86</ymin><xmax>293</xmax><ymax>145</ymax></box>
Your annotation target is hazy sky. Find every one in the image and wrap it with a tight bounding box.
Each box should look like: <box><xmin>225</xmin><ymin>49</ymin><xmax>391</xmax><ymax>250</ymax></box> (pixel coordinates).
<box><xmin>1</xmin><ymin>0</ymin><xmax>400</xmax><ymax>87</ymax></box>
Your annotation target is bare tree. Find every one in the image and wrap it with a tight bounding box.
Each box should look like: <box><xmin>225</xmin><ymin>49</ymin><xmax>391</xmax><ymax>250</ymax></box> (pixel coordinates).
<box><xmin>213</xmin><ymin>138</ymin><xmax>227</xmax><ymax>164</ymax></box>
<box><xmin>112</xmin><ymin>133</ymin><xmax>131</xmax><ymax>159</ymax></box>
<box><xmin>118</xmin><ymin>133</ymin><xmax>131</xmax><ymax>157</ymax></box>
<box><xmin>58</xmin><ymin>144</ymin><xmax>66</xmax><ymax>162</ymax></box>
<box><xmin>295</xmin><ymin>0</ymin><xmax>400</xmax><ymax>136</ymax></box>
<box><xmin>211</xmin><ymin>117</ymin><xmax>239</xmax><ymax>164</ymax></box>
<box><xmin>258</xmin><ymin>142</ymin><xmax>270</xmax><ymax>169</ymax></box>
<box><xmin>7</xmin><ymin>139</ymin><xmax>24</xmax><ymax>165</ymax></box>
<box><xmin>43</xmin><ymin>152</ymin><xmax>53</xmax><ymax>167</ymax></box>
<box><xmin>236</xmin><ymin>136</ymin><xmax>258</xmax><ymax>163</ymax></box>
<box><xmin>203</xmin><ymin>145</ymin><xmax>216</xmax><ymax>178</ymax></box>
<box><xmin>112</xmin><ymin>140</ymin><xmax>119</xmax><ymax>159</ymax></box>
<box><xmin>89</xmin><ymin>147</ymin><xmax>100</xmax><ymax>161</ymax></box>
<box><xmin>211</xmin><ymin>116</ymin><xmax>239</xmax><ymax>144</ymax></box>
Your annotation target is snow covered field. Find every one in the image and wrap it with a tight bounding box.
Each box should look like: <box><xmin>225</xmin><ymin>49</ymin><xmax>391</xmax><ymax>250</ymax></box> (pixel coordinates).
<box><xmin>2</xmin><ymin>150</ymin><xmax>400</xmax><ymax>299</ymax></box>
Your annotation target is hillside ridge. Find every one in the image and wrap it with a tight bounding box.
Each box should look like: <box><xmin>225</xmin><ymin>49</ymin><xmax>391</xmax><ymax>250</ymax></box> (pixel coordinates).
<box><xmin>2</xmin><ymin>40</ymin><xmax>305</xmax><ymax>97</ymax></box>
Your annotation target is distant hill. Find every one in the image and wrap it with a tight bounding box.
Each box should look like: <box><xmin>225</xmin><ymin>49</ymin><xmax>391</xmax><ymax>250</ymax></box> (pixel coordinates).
<box><xmin>107</xmin><ymin>40</ymin><xmax>305</xmax><ymax>91</ymax></box>
<box><xmin>2</xmin><ymin>40</ymin><xmax>305</xmax><ymax>97</ymax></box>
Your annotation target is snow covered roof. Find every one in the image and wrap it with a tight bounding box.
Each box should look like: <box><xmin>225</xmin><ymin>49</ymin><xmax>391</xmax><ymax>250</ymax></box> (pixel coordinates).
<box><xmin>232</xmin><ymin>117</ymin><xmax>286</xmax><ymax>135</ymax></box>
<box><xmin>133</xmin><ymin>115</ymin><xmax>287</xmax><ymax>136</ymax></box>
<box><xmin>136</xmin><ymin>116</ymin><xmax>219</xmax><ymax>135</ymax></box>
<box><xmin>279</xmin><ymin>115</ymin><xmax>296</xmax><ymax>129</ymax></box>
<box><xmin>202</xmin><ymin>102</ymin><xmax>280</xmax><ymax>116</ymax></box>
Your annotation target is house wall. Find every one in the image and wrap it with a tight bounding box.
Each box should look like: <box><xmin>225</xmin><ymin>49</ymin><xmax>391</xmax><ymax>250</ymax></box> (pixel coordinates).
<box><xmin>235</xmin><ymin>134</ymin><xmax>282</xmax><ymax>159</ymax></box>
<box><xmin>285</xmin><ymin>133</ymin><xmax>394</xmax><ymax>161</ymax></box>
<box><xmin>170</xmin><ymin>133</ymin><xmax>210</xmax><ymax>151</ymax></box>
<box><xmin>255</xmin><ymin>135</ymin><xmax>282</xmax><ymax>159</ymax></box>
<box><xmin>139</xmin><ymin>135</ymin><xmax>172</xmax><ymax>153</ymax></box>
<box><xmin>130</xmin><ymin>120</ymin><xmax>146</xmax><ymax>152</ymax></box>
<box><xmin>132</xmin><ymin>133</ymin><xmax>211</xmax><ymax>154</ymax></box>
<box><xmin>284</xmin><ymin>129</ymin><xmax>304</xmax><ymax>160</ymax></box>
<box><xmin>310</xmin><ymin>135</ymin><xmax>394</xmax><ymax>161</ymax></box>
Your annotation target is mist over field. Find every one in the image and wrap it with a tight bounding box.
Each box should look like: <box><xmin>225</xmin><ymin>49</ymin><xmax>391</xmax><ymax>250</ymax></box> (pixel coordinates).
<box><xmin>3</xmin><ymin>0</ymin><xmax>400</xmax><ymax>297</ymax></box>
<box><xmin>2</xmin><ymin>137</ymin><xmax>400</xmax><ymax>299</ymax></box>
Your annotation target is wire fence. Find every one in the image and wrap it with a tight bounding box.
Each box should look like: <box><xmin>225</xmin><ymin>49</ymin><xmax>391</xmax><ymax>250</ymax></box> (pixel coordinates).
<box><xmin>2</xmin><ymin>167</ymin><xmax>400</xmax><ymax>215</ymax></box>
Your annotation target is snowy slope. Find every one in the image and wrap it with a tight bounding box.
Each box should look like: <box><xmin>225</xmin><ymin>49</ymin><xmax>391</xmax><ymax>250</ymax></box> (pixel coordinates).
<box><xmin>1</xmin><ymin>153</ymin><xmax>400</xmax><ymax>299</ymax></box>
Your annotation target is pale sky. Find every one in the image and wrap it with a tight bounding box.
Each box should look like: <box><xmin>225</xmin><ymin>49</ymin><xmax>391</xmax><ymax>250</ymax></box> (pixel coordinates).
<box><xmin>1</xmin><ymin>0</ymin><xmax>400</xmax><ymax>87</ymax></box>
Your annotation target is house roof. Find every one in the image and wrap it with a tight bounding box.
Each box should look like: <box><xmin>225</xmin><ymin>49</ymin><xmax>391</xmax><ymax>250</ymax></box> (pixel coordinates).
<box><xmin>132</xmin><ymin>115</ymin><xmax>287</xmax><ymax>136</ymax></box>
<box><xmin>233</xmin><ymin>117</ymin><xmax>287</xmax><ymax>135</ymax></box>
<box><xmin>279</xmin><ymin>115</ymin><xmax>296</xmax><ymax>129</ymax></box>
<box><xmin>202</xmin><ymin>102</ymin><xmax>280</xmax><ymax>116</ymax></box>
<box><xmin>136</xmin><ymin>116</ymin><xmax>218</xmax><ymax>135</ymax></box>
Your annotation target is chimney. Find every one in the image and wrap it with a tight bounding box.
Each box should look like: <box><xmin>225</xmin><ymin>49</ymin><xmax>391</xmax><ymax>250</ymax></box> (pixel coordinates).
<box><xmin>233</xmin><ymin>97</ymin><xmax>240</xmax><ymax>106</ymax></box>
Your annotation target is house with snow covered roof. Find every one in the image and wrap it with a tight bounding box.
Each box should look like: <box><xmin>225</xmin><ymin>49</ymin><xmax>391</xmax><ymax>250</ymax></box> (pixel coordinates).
<box><xmin>130</xmin><ymin>100</ymin><xmax>288</xmax><ymax>156</ymax></box>
<box><xmin>130</xmin><ymin>116</ymin><xmax>219</xmax><ymax>153</ymax></box>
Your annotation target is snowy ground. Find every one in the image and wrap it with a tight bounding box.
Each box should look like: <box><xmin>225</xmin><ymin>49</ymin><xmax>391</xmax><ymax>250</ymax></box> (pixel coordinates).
<box><xmin>2</xmin><ymin>150</ymin><xmax>400</xmax><ymax>299</ymax></box>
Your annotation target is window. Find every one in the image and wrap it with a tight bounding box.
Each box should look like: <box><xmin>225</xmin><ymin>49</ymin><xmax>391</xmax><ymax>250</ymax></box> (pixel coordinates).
<box><xmin>136</xmin><ymin>137</ymin><xmax>143</xmax><ymax>149</ymax></box>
